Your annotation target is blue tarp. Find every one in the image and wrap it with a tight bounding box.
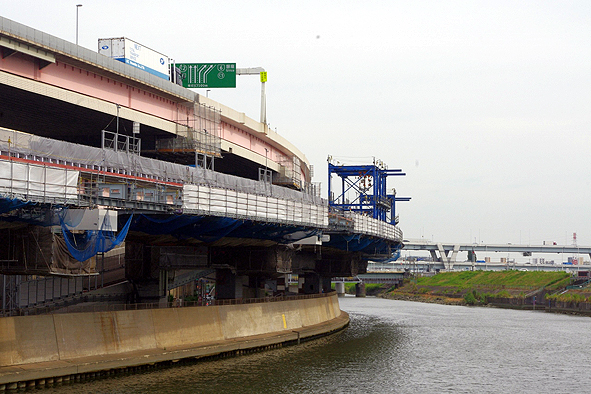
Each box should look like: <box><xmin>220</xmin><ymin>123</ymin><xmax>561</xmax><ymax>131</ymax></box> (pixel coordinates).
<box><xmin>131</xmin><ymin>214</ymin><xmax>205</xmax><ymax>235</ymax></box>
<box><xmin>129</xmin><ymin>214</ymin><xmax>318</xmax><ymax>244</ymax></box>
<box><xmin>0</xmin><ymin>196</ymin><xmax>32</xmax><ymax>214</ymax></box>
<box><xmin>325</xmin><ymin>233</ymin><xmax>401</xmax><ymax>255</ymax></box>
<box><xmin>59</xmin><ymin>210</ymin><xmax>133</xmax><ymax>262</ymax></box>
<box><xmin>228</xmin><ymin>222</ymin><xmax>318</xmax><ymax>243</ymax></box>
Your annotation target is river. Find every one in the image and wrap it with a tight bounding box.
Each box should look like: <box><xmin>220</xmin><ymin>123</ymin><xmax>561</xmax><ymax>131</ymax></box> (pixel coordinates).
<box><xmin>43</xmin><ymin>296</ymin><xmax>591</xmax><ymax>393</ymax></box>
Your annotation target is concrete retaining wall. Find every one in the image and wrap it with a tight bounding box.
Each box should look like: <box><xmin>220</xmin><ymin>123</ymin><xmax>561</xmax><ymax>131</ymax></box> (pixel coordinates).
<box><xmin>0</xmin><ymin>293</ymin><xmax>347</xmax><ymax>386</ymax></box>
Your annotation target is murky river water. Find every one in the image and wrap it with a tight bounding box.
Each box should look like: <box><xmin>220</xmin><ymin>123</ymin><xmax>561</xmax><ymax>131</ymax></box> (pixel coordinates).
<box><xmin>44</xmin><ymin>296</ymin><xmax>591</xmax><ymax>393</ymax></box>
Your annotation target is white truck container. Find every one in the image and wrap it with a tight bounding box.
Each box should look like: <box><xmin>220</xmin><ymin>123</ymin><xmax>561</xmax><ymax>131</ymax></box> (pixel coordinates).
<box><xmin>98</xmin><ymin>37</ymin><xmax>170</xmax><ymax>81</ymax></box>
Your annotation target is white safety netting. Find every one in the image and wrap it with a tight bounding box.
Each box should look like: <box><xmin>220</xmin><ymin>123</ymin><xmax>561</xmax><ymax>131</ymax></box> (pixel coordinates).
<box><xmin>0</xmin><ymin>127</ymin><xmax>324</xmax><ymax>205</ymax></box>
<box><xmin>0</xmin><ymin>160</ymin><xmax>79</xmax><ymax>200</ymax></box>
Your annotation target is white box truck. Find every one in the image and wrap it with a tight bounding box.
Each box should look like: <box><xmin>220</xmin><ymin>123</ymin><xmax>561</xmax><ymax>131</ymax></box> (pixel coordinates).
<box><xmin>98</xmin><ymin>37</ymin><xmax>170</xmax><ymax>81</ymax></box>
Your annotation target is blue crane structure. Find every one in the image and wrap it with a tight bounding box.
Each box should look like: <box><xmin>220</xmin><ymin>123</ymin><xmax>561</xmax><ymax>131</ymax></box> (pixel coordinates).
<box><xmin>327</xmin><ymin>159</ymin><xmax>411</xmax><ymax>226</ymax></box>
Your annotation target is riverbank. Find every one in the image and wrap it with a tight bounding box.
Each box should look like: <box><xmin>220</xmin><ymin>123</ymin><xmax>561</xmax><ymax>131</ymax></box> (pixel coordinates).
<box><xmin>0</xmin><ymin>293</ymin><xmax>348</xmax><ymax>390</ymax></box>
<box><xmin>371</xmin><ymin>271</ymin><xmax>591</xmax><ymax>316</ymax></box>
<box><xmin>379</xmin><ymin>291</ymin><xmax>466</xmax><ymax>305</ymax></box>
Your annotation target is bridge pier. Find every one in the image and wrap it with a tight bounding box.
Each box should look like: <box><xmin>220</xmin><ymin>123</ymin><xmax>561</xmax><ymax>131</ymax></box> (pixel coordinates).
<box><xmin>355</xmin><ymin>282</ymin><xmax>366</xmax><ymax>297</ymax></box>
<box><xmin>124</xmin><ymin>242</ymin><xmax>342</xmax><ymax>301</ymax></box>
<box><xmin>321</xmin><ymin>276</ymin><xmax>332</xmax><ymax>293</ymax></box>
<box><xmin>0</xmin><ymin>225</ymin><xmax>374</xmax><ymax>313</ymax></box>
<box><xmin>0</xmin><ymin>226</ymin><xmax>373</xmax><ymax>313</ymax></box>
<box><xmin>215</xmin><ymin>268</ymin><xmax>236</xmax><ymax>300</ymax></box>
<box><xmin>432</xmin><ymin>243</ymin><xmax>458</xmax><ymax>270</ymax></box>
<box><xmin>299</xmin><ymin>272</ymin><xmax>321</xmax><ymax>294</ymax></box>
<box><xmin>334</xmin><ymin>281</ymin><xmax>345</xmax><ymax>297</ymax></box>
<box><xmin>293</xmin><ymin>250</ymin><xmax>365</xmax><ymax>278</ymax></box>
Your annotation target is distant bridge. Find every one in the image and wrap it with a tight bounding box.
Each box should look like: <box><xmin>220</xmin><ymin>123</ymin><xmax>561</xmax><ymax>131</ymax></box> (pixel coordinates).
<box><xmin>403</xmin><ymin>241</ymin><xmax>591</xmax><ymax>270</ymax></box>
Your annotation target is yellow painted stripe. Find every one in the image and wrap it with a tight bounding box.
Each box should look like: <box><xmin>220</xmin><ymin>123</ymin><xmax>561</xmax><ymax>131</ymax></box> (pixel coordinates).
<box><xmin>282</xmin><ymin>314</ymin><xmax>287</xmax><ymax>329</ymax></box>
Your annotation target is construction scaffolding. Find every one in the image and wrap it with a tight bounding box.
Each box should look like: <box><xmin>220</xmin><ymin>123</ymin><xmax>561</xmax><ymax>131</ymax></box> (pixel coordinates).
<box><xmin>101</xmin><ymin>130</ymin><xmax>141</xmax><ymax>155</ymax></box>
<box><xmin>156</xmin><ymin>103</ymin><xmax>222</xmax><ymax>169</ymax></box>
<box><xmin>0</xmin><ymin>126</ymin><xmax>324</xmax><ymax>207</ymax></box>
<box><xmin>274</xmin><ymin>155</ymin><xmax>303</xmax><ymax>190</ymax></box>
<box><xmin>182</xmin><ymin>184</ymin><xmax>328</xmax><ymax>229</ymax></box>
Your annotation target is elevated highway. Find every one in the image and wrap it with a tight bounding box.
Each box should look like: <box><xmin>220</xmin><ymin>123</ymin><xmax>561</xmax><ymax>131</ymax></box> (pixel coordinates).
<box><xmin>0</xmin><ymin>16</ymin><xmax>406</xmax><ymax>314</ymax></box>
<box><xmin>403</xmin><ymin>241</ymin><xmax>591</xmax><ymax>270</ymax></box>
<box><xmin>0</xmin><ymin>16</ymin><xmax>309</xmax><ymax>189</ymax></box>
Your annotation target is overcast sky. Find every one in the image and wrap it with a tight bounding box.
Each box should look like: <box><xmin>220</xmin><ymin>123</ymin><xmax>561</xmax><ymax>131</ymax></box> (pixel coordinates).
<box><xmin>2</xmin><ymin>1</ymin><xmax>590</xmax><ymax>253</ymax></box>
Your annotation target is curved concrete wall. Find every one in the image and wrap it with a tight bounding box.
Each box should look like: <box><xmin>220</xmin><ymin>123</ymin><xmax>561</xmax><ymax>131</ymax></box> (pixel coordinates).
<box><xmin>0</xmin><ymin>294</ymin><xmax>344</xmax><ymax>369</ymax></box>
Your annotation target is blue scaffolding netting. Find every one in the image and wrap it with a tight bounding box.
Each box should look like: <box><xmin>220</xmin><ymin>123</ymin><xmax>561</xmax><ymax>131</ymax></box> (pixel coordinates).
<box><xmin>0</xmin><ymin>196</ymin><xmax>33</xmax><ymax>214</ymax></box>
<box><xmin>58</xmin><ymin>210</ymin><xmax>133</xmax><ymax>262</ymax></box>
<box><xmin>131</xmin><ymin>214</ymin><xmax>318</xmax><ymax>244</ymax></box>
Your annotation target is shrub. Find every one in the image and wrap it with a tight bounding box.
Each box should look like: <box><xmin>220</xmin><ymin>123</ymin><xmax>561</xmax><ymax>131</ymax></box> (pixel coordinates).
<box><xmin>344</xmin><ymin>283</ymin><xmax>356</xmax><ymax>294</ymax></box>
<box><xmin>464</xmin><ymin>291</ymin><xmax>477</xmax><ymax>305</ymax></box>
<box><xmin>364</xmin><ymin>283</ymin><xmax>388</xmax><ymax>296</ymax></box>
<box><xmin>365</xmin><ymin>283</ymin><xmax>386</xmax><ymax>291</ymax></box>
<box><xmin>475</xmin><ymin>291</ymin><xmax>486</xmax><ymax>303</ymax></box>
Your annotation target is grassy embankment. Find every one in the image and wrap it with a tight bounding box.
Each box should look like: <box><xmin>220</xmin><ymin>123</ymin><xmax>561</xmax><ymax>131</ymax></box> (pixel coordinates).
<box><xmin>382</xmin><ymin>271</ymin><xmax>572</xmax><ymax>305</ymax></box>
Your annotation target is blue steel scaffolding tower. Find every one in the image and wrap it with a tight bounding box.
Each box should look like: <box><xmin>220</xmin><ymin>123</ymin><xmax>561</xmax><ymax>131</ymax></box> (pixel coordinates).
<box><xmin>328</xmin><ymin>158</ymin><xmax>411</xmax><ymax>225</ymax></box>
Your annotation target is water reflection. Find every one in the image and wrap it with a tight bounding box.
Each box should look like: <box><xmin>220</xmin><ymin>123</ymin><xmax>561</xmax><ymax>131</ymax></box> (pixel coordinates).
<box><xmin>43</xmin><ymin>296</ymin><xmax>591</xmax><ymax>394</ymax></box>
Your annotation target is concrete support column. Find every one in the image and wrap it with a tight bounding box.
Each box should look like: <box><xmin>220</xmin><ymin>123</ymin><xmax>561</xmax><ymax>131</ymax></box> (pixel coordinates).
<box><xmin>436</xmin><ymin>243</ymin><xmax>448</xmax><ymax>261</ymax></box>
<box><xmin>449</xmin><ymin>244</ymin><xmax>460</xmax><ymax>268</ymax></box>
<box><xmin>276</xmin><ymin>274</ymin><xmax>288</xmax><ymax>295</ymax></box>
<box><xmin>355</xmin><ymin>282</ymin><xmax>366</xmax><ymax>297</ymax></box>
<box><xmin>158</xmin><ymin>269</ymin><xmax>169</xmax><ymax>307</ymax></box>
<box><xmin>216</xmin><ymin>268</ymin><xmax>236</xmax><ymax>300</ymax></box>
<box><xmin>247</xmin><ymin>275</ymin><xmax>261</xmax><ymax>298</ymax></box>
<box><xmin>158</xmin><ymin>270</ymin><xmax>168</xmax><ymax>298</ymax></box>
<box><xmin>335</xmin><ymin>281</ymin><xmax>345</xmax><ymax>297</ymax></box>
<box><xmin>436</xmin><ymin>243</ymin><xmax>455</xmax><ymax>270</ymax></box>
<box><xmin>235</xmin><ymin>275</ymin><xmax>249</xmax><ymax>299</ymax></box>
<box><xmin>321</xmin><ymin>276</ymin><xmax>332</xmax><ymax>294</ymax></box>
<box><xmin>2</xmin><ymin>274</ymin><xmax>5</xmax><ymax>312</ymax></box>
<box><xmin>300</xmin><ymin>272</ymin><xmax>321</xmax><ymax>294</ymax></box>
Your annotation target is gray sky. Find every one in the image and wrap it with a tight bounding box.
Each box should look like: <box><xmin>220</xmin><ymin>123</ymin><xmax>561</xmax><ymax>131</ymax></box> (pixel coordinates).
<box><xmin>2</xmin><ymin>1</ymin><xmax>590</xmax><ymax>250</ymax></box>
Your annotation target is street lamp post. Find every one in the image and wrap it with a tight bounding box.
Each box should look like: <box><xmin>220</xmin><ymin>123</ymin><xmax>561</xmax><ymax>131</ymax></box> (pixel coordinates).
<box><xmin>76</xmin><ymin>4</ymin><xmax>83</xmax><ymax>45</ymax></box>
<box><xmin>264</xmin><ymin>148</ymin><xmax>269</xmax><ymax>183</ymax></box>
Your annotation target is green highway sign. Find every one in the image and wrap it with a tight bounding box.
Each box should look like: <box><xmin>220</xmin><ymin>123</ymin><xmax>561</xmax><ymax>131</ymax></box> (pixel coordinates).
<box><xmin>176</xmin><ymin>63</ymin><xmax>236</xmax><ymax>88</ymax></box>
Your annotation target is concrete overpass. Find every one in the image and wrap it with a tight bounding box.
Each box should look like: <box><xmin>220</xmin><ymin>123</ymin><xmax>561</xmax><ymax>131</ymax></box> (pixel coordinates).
<box><xmin>403</xmin><ymin>241</ymin><xmax>591</xmax><ymax>270</ymax></box>
<box><xmin>0</xmin><ymin>16</ymin><xmax>406</xmax><ymax>314</ymax></box>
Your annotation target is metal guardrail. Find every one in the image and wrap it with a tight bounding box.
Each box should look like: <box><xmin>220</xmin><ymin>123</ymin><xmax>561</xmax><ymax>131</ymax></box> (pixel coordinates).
<box><xmin>566</xmin><ymin>279</ymin><xmax>591</xmax><ymax>290</ymax></box>
<box><xmin>1</xmin><ymin>291</ymin><xmax>336</xmax><ymax>317</ymax></box>
<box><xmin>102</xmin><ymin>130</ymin><xmax>141</xmax><ymax>155</ymax></box>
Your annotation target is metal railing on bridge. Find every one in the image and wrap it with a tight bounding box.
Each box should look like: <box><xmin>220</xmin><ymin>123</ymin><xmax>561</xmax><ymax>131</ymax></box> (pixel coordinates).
<box><xmin>2</xmin><ymin>291</ymin><xmax>336</xmax><ymax>317</ymax></box>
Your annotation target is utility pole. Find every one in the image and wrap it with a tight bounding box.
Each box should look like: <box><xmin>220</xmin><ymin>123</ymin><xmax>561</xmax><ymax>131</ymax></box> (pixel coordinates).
<box><xmin>76</xmin><ymin>4</ymin><xmax>82</xmax><ymax>45</ymax></box>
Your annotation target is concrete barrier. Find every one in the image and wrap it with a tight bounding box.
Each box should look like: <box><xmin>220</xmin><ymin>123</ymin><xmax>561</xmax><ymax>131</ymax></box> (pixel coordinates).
<box><xmin>0</xmin><ymin>314</ymin><xmax>59</xmax><ymax>366</ymax></box>
<box><xmin>53</xmin><ymin>310</ymin><xmax>158</xmax><ymax>359</ymax></box>
<box><xmin>0</xmin><ymin>293</ymin><xmax>348</xmax><ymax>387</ymax></box>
